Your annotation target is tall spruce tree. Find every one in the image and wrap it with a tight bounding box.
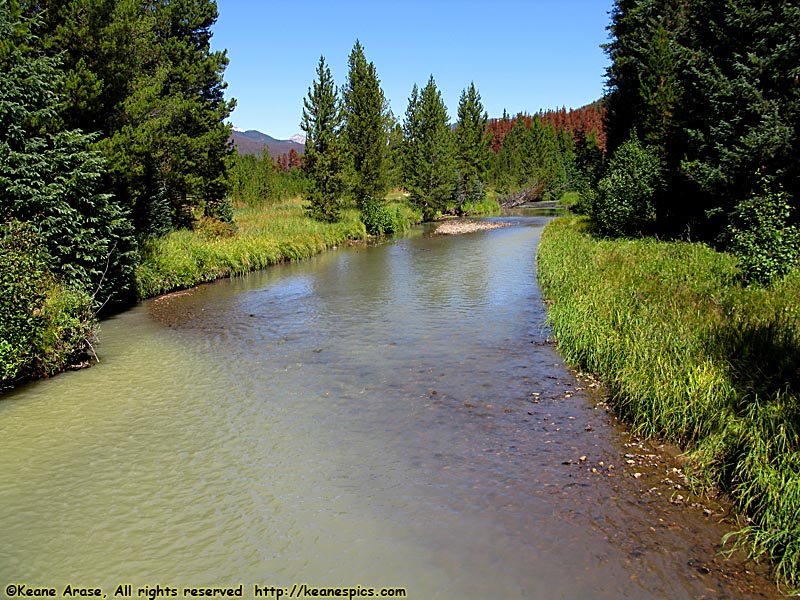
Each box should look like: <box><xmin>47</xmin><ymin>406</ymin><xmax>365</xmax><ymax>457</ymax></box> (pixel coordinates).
<box><xmin>20</xmin><ymin>0</ymin><xmax>235</xmax><ymax>236</ymax></box>
<box><xmin>342</xmin><ymin>40</ymin><xmax>389</xmax><ymax>209</ymax></box>
<box><xmin>454</xmin><ymin>82</ymin><xmax>490</xmax><ymax>212</ymax></box>
<box><xmin>301</xmin><ymin>55</ymin><xmax>345</xmax><ymax>221</ymax></box>
<box><xmin>402</xmin><ymin>76</ymin><xmax>456</xmax><ymax>220</ymax></box>
<box><xmin>0</xmin><ymin>1</ymin><xmax>137</xmax><ymax>308</ymax></box>
<box><xmin>605</xmin><ymin>0</ymin><xmax>800</xmax><ymax>247</ymax></box>
<box><xmin>528</xmin><ymin>116</ymin><xmax>564</xmax><ymax>199</ymax></box>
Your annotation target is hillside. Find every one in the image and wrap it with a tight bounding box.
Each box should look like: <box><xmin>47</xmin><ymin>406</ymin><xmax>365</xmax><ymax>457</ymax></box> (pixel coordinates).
<box><xmin>230</xmin><ymin>129</ymin><xmax>305</xmax><ymax>157</ymax></box>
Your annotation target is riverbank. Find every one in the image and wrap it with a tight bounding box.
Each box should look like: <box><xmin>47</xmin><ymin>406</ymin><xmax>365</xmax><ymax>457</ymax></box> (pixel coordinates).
<box><xmin>137</xmin><ymin>194</ymin><xmax>503</xmax><ymax>299</ymax></box>
<box><xmin>536</xmin><ymin>216</ymin><xmax>800</xmax><ymax>590</ymax></box>
<box><xmin>136</xmin><ymin>197</ymin><xmax>369</xmax><ymax>299</ymax></box>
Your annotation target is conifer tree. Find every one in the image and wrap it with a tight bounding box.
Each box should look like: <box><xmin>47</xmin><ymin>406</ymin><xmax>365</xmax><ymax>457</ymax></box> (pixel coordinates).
<box><xmin>454</xmin><ymin>82</ymin><xmax>490</xmax><ymax>212</ymax></box>
<box><xmin>342</xmin><ymin>40</ymin><xmax>389</xmax><ymax>209</ymax></box>
<box><xmin>0</xmin><ymin>2</ymin><xmax>137</xmax><ymax>308</ymax></box>
<box><xmin>402</xmin><ymin>76</ymin><xmax>456</xmax><ymax>220</ymax></box>
<box><xmin>528</xmin><ymin>116</ymin><xmax>563</xmax><ymax>199</ymax></box>
<box><xmin>21</xmin><ymin>0</ymin><xmax>235</xmax><ymax>235</ymax></box>
<box><xmin>605</xmin><ymin>0</ymin><xmax>800</xmax><ymax>249</ymax></box>
<box><xmin>495</xmin><ymin>116</ymin><xmax>527</xmax><ymax>192</ymax></box>
<box><xmin>639</xmin><ymin>23</ymin><xmax>681</xmax><ymax>154</ymax></box>
<box><xmin>301</xmin><ymin>55</ymin><xmax>345</xmax><ymax>221</ymax></box>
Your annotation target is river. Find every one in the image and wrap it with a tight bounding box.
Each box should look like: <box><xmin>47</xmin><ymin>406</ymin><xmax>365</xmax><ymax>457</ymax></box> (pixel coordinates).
<box><xmin>0</xmin><ymin>213</ymin><xmax>780</xmax><ymax>599</ymax></box>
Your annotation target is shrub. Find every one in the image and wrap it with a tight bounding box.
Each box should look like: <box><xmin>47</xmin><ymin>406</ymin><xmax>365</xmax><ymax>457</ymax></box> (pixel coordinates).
<box><xmin>726</xmin><ymin>178</ymin><xmax>800</xmax><ymax>285</ymax></box>
<box><xmin>592</xmin><ymin>134</ymin><xmax>662</xmax><ymax>237</ymax></box>
<box><xmin>0</xmin><ymin>222</ymin><xmax>96</xmax><ymax>386</ymax></box>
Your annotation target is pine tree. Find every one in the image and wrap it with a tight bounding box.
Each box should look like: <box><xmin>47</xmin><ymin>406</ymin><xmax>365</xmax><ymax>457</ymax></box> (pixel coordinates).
<box><xmin>528</xmin><ymin>116</ymin><xmax>563</xmax><ymax>199</ymax></box>
<box><xmin>385</xmin><ymin>121</ymin><xmax>404</xmax><ymax>190</ymax></box>
<box><xmin>454</xmin><ymin>82</ymin><xmax>490</xmax><ymax>212</ymax></box>
<box><xmin>639</xmin><ymin>23</ymin><xmax>681</xmax><ymax>153</ymax></box>
<box><xmin>0</xmin><ymin>1</ymin><xmax>137</xmax><ymax>308</ymax></box>
<box><xmin>605</xmin><ymin>0</ymin><xmax>800</xmax><ymax>244</ymax></box>
<box><xmin>342</xmin><ymin>40</ymin><xmax>389</xmax><ymax>209</ymax></box>
<box><xmin>495</xmin><ymin>115</ymin><xmax>527</xmax><ymax>193</ymax></box>
<box><xmin>402</xmin><ymin>76</ymin><xmax>456</xmax><ymax>220</ymax></box>
<box><xmin>23</xmin><ymin>0</ymin><xmax>235</xmax><ymax>235</ymax></box>
<box><xmin>301</xmin><ymin>55</ymin><xmax>345</xmax><ymax>221</ymax></box>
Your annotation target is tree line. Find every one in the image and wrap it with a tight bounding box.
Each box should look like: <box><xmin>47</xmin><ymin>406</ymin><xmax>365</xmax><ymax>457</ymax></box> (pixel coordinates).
<box><xmin>299</xmin><ymin>42</ymin><xmax>605</xmax><ymax>230</ymax></box>
<box><xmin>1</xmin><ymin>0</ymin><xmax>233</xmax><ymax>311</ymax></box>
<box><xmin>591</xmin><ymin>0</ymin><xmax>800</xmax><ymax>284</ymax></box>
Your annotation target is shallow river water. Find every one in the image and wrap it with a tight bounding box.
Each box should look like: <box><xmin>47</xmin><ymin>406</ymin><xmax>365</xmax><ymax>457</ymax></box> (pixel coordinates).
<box><xmin>0</xmin><ymin>214</ymin><xmax>782</xmax><ymax>599</ymax></box>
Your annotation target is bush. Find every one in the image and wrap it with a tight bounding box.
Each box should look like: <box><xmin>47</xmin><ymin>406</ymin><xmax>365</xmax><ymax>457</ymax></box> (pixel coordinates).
<box><xmin>462</xmin><ymin>198</ymin><xmax>501</xmax><ymax>216</ymax></box>
<box><xmin>592</xmin><ymin>134</ymin><xmax>662</xmax><ymax>237</ymax></box>
<box><xmin>360</xmin><ymin>197</ymin><xmax>396</xmax><ymax>235</ymax></box>
<box><xmin>0</xmin><ymin>222</ymin><xmax>96</xmax><ymax>386</ymax></box>
<box><xmin>726</xmin><ymin>178</ymin><xmax>800</xmax><ymax>285</ymax></box>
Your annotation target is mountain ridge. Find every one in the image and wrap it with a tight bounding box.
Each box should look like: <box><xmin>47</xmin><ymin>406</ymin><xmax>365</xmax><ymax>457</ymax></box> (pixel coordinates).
<box><xmin>230</xmin><ymin>128</ymin><xmax>304</xmax><ymax>158</ymax></box>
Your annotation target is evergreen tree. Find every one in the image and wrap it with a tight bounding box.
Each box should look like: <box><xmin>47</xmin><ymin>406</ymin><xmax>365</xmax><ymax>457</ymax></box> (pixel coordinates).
<box><xmin>574</xmin><ymin>130</ymin><xmax>605</xmax><ymax>213</ymax></box>
<box><xmin>21</xmin><ymin>0</ymin><xmax>235</xmax><ymax>236</ymax></box>
<box><xmin>494</xmin><ymin>115</ymin><xmax>527</xmax><ymax>193</ymax></box>
<box><xmin>342</xmin><ymin>40</ymin><xmax>389</xmax><ymax>209</ymax></box>
<box><xmin>301</xmin><ymin>55</ymin><xmax>345</xmax><ymax>221</ymax></box>
<box><xmin>556</xmin><ymin>126</ymin><xmax>579</xmax><ymax>194</ymax></box>
<box><xmin>638</xmin><ymin>23</ymin><xmax>681</xmax><ymax>153</ymax></box>
<box><xmin>491</xmin><ymin>114</ymin><xmax>566</xmax><ymax>201</ymax></box>
<box><xmin>0</xmin><ymin>1</ymin><xmax>137</xmax><ymax>308</ymax></box>
<box><xmin>402</xmin><ymin>76</ymin><xmax>456</xmax><ymax>220</ymax></box>
<box><xmin>680</xmin><ymin>0</ymin><xmax>800</xmax><ymax>236</ymax></box>
<box><xmin>454</xmin><ymin>82</ymin><xmax>490</xmax><ymax>212</ymax></box>
<box><xmin>385</xmin><ymin>121</ymin><xmax>404</xmax><ymax>190</ymax></box>
<box><xmin>528</xmin><ymin>116</ymin><xmax>564</xmax><ymax>199</ymax></box>
<box><xmin>605</xmin><ymin>0</ymin><xmax>800</xmax><ymax>249</ymax></box>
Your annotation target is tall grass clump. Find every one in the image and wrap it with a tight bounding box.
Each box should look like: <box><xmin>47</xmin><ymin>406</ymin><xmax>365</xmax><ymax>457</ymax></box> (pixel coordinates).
<box><xmin>537</xmin><ymin>216</ymin><xmax>800</xmax><ymax>590</ymax></box>
<box><xmin>136</xmin><ymin>196</ymin><xmax>366</xmax><ymax>298</ymax></box>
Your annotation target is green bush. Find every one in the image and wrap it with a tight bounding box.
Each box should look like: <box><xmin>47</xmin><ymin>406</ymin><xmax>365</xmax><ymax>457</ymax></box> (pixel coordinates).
<box><xmin>462</xmin><ymin>198</ymin><xmax>501</xmax><ymax>216</ymax></box>
<box><xmin>360</xmin><ymin>197</ymin><xmax>395</xmax><ymax>235</ymax></box>
<box><xmin>0</xmin><ymin>222</ymin><xmax>96</xmax><ymax>386</ymax></box>
<box><xmin>592</xmin><ymin>134</ymin><xmax>662</xmax><ymax>237</ymax></box>
<box><xmin>726</xmin><ymin>178</ymin><xmax>800</xmax><ymax>285</ymax></box>
<box><xmin>360</xmin><ymin>196</ymin><xmax>423</xmax><ymax>236</ymax></box>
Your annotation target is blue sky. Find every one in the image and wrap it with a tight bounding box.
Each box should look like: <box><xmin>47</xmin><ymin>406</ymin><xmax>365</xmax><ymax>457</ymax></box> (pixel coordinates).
<box><xmin>212</xmin><ymin>0</ymin><xmax>614</xmax><ymax>140</ymax></box>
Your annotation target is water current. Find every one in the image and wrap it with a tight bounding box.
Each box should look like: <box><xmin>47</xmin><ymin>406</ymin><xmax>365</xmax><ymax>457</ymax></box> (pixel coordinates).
<box><xmin>0</xmin><ymin>213</ymin><xmax>781</xmax><ymax>599</ymax></box>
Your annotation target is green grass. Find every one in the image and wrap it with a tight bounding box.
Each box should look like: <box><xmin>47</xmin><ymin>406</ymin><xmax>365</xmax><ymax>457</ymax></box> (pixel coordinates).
<box><xmin>557</xmin><ymin>190</ymin><xmax>580</xmax><ymax>206</ymax></box>
<box><xmin>136</xmin><ymin>196</ymin><xmax>367</xmax><ymax>298</ymax></box>
<box><xmin>537</xmin><ymin>216</ymin><xmax>800</xmax><ymax>590</ymax></box>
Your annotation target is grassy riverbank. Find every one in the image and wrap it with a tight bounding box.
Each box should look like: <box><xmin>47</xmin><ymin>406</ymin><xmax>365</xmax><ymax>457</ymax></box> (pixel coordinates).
<box><xmin>136</xmin><ymin>197</ymin><xmax>369</xmax><ymax>298</ymax></box>
<box><xmin>537</xmin><ymin>216</ymin><xmax>800</xmax><ymax>589</ymax></box>
<box><xmin>136</xmin><ymin>191</ymin><xmax>501</xmax><ymax>299</ymax></box>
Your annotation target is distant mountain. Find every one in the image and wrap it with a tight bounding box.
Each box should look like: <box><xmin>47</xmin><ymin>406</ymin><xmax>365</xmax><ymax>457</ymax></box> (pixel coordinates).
<box><xmin>229</xmin><ymin>128</ymin><xmax>305</xmax><ymax>158</ymax></box>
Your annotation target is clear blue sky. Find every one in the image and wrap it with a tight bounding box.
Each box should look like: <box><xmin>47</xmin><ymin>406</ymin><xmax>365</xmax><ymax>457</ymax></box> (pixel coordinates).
<box><xmin>211</xmin><ymin>0</ymin><xmax>614</xmax><ymax>140</ymax></box>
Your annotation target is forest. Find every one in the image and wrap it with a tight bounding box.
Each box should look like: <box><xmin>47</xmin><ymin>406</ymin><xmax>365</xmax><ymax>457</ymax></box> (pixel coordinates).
<box><xmin>0</xmin><ymin>0</ymin><xmax>605</xmax><ymax>387</ymax></box>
